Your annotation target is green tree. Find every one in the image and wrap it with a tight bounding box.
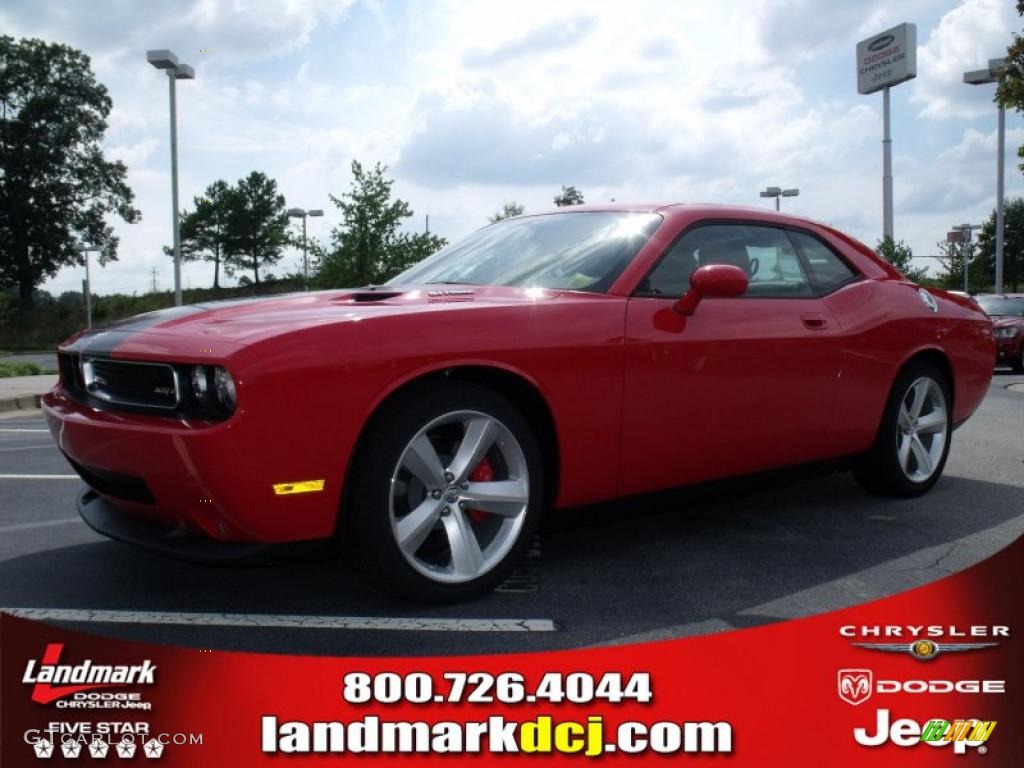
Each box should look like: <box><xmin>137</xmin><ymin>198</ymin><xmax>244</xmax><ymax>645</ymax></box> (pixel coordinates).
<box><xmin>489</xmin><ymin>202</ymin><xmax>525</xmax><ymax>223</ymax></box>
<box><xmin>222</xmin><ymin>171</ymin><xmax>288</xmax><ymax>286</ymax></box>
<box><xmin>997</xmin><ymin>2</ymin><xmax>1024</xmax><ymax>171</ymax></box>
<box><xmin>876</xmin><ymin>237</ymin><xmax>928</xmax><ymax>283</ymax></box>
<box><xmin>179</xmin><ymin>180</ymin><xmax>232</xmax><ymax>289</ymax></box>
<box><xmin>316</xmin><ymin>161</ymin><xmax>446</xmax><ymax>288</ymax></box>
<box><xmin>553</xmin><ymin>185</ymin><xmax>585</xmax><ymax>207</ymax></box>
<box><xmin>975</xmin><ymin>197</ymin><xmax>1023</xmax><ymax>291</ymax></box>
<box><xmin>0</xmin><ymin>36</ymin><xmax>140</xmax><ymax>309</ymax></box>
<box><xmin>934</xmin><ymin>238</ymin><xmax>982</xmax><ymax>292</ymax></box>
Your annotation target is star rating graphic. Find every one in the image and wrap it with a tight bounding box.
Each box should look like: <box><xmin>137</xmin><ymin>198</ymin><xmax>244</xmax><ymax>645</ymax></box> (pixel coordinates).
<box><xmin>33</xmin><ymin>738</ymin><xmax>54</xmax><ymax>759</ymax></box>
<box><xmin>89</xmin><ymin>738</ymin><xmax>110</xmax><ymax>758</ymax></box>
<box><xmin>116</xmin><ymin>740</ymin><xmax>137</xmax><ymax>759</ymax></box>
<box><xmin>61</xmin><ymin>740</ymin><xmax>83</xmax><ymax>758</ymax></box>
<box><xmin>143</xmin><ymin>738</ymin><xmax>165</xmax><ymax>758</ymax></box>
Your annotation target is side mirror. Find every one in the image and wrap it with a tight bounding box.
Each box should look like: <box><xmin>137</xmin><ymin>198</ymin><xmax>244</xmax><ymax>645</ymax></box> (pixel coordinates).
<box><xmin>673</xmin><ymin>264</ymin><xmax>748</xmax><ymax>315</ymax></box>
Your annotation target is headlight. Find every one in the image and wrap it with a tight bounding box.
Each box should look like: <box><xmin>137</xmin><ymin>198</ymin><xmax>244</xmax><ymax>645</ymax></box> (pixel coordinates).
<box><xmin>191</xmin><ymin>366</ymin><xmax>210</xmax><ymax>399</ymax></box>
<box><xmin>995</xmin><ymin>327</ymin><xmax>1020</xmax><ymax>339</ymax></box>
<box><xmin>213</xmin><ymin>367</ymin><xmax>237</xmax><ymax>412</ymax></box>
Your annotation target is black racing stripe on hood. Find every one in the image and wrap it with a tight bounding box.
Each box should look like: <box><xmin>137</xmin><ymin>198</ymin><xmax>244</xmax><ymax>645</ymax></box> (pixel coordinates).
<box><xmin>61</xmin><ymin>293</ymin><xmax>308</xmax><ymax>355</ymax></box>
<box><xmin>64</xmin><ymin>305</ymin><xmax>209</xmax><ymax>355</ymax></box>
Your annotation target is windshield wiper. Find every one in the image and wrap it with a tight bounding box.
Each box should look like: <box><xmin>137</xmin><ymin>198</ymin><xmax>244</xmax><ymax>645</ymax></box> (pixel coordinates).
<box><xmin>425</xmin><ymin>280</ymin><xmax>479</xmax><ymax>286</ymax></box>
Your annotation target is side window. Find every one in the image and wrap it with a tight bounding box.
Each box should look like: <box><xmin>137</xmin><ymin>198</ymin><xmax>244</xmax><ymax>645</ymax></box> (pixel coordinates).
<box><xmin>643</xmin><ymin>224</ymin><xmax>812</xmax><ymax>297</ymax></box>
<box><xmin>789</xmin><ymin>231</ymin><xmax>858</xmax><ymax>294</ymax></box>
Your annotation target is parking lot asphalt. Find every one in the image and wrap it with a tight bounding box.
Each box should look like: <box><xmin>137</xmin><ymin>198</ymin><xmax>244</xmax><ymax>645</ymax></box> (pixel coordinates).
<box><xmin>1</xmin><ymin>370</ymin><xmax>1022</xmax><ymax>657</ymax></box>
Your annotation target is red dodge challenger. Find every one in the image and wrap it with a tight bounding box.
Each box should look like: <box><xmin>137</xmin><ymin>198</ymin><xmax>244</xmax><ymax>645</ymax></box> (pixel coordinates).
<box><xmin>44</xmin><ymin>204</ymin><xmax>995</xmax><ymax>601</ymax></box>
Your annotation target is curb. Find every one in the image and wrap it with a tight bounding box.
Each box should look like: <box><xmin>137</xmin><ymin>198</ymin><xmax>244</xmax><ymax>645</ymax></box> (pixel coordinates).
<box><xmin>0</xmin><ymin>394</ymin><xmax>43</xmax><ymax>413</ymax></box>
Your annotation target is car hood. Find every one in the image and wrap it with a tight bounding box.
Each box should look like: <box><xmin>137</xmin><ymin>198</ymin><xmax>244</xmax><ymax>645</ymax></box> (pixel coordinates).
<box><xmin>62</xmin><ymin>285</ymin><xmax>568</xmax><ymax>351</ymax></box>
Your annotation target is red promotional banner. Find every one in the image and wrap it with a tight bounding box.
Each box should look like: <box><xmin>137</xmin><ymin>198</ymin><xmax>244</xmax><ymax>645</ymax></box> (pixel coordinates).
<box><xmin>2</xmin><ymin>535</ymin><xmax>1021</xmax><ymax>766</ymax></box>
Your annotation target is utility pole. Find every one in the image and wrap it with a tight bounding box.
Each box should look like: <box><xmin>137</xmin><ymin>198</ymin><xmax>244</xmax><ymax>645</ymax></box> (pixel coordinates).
<box><xmin>74</xmin><ymin>243</ymin><xmax>100</xmax><ymax>329</ymax></box>
<box><xmin>147</xmin><ymin>50</ymin><xmax>195</xmax><ymax>307</ymax></box>
<box><xmin>425</xmin><ymin>214</ymin><xmax>430</xmax><ymax>234</ymax></box>
<box><xmin>150</xmin><ymin>267</ymin><xmax>158</xmax><ymax>293</ymax></box>
<box><xmin>286</xmin><ymin>208</ymin><xmax>324</xmax><ymax>291</ymax></box>
<box><xmin>964</xmin><ymin>58</ymin><xmax>1007</xmax><ymax>293</ymax></box>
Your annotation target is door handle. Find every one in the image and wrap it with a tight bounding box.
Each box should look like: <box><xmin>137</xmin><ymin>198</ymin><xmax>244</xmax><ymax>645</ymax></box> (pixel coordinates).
<box><xmin>801</xmin><ymin>313</ymin><xmax>828</xmax><ymax>330</ymax></box>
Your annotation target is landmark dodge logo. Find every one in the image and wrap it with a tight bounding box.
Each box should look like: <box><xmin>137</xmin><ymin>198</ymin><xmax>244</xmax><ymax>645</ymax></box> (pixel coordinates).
<box><xmin>22</xmin><ymin>644</ymin><xmax>156</xmax><ymax>704</ymax></box>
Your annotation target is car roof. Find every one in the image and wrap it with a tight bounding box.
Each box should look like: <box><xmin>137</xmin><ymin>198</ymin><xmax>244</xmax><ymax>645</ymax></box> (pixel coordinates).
<box><xmin>515</xmin><ymin>202</ymin><xmax>836</xmax><ymax>230</ymax></box>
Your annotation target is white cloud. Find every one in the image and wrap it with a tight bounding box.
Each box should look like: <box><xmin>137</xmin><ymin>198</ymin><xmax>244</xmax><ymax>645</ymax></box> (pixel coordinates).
<box><xmin>4</xmin><ymin>0</ymin><xmax>1019</xmax><ymax>298</ymax></box>
<box><xmin>912</xmin><ymin>0</ymin><xmax>1016</xmax><ymax>120</ymax></box>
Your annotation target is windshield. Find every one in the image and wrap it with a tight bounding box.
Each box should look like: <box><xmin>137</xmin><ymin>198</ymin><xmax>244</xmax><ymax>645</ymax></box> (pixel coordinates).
<box><xmin>976</xmin><ymin>296</ymin><xmax>1024</xmax><ymax>317</ymax></box>
<box><xmin>392</xmin><ymin>212</ymin><xmax>663</xmax><ymax>293</ymax></box>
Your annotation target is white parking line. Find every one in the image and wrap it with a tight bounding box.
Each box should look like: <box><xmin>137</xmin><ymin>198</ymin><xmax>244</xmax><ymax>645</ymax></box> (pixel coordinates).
<box><xmin>0</xmin><ymin>608</ymin><xmax>556</xmax><ymax>632</ymax></box>
<box><xmin>0</xmin><ymin>429</ymin><xmax>49</xmax><ymax>433</ymax></box>
<box><xmin>0</xmin><ymin>517</ymin><xmax>81</xmax><ymax>533</ymax></box>
<box><xmin>0</xmin><ymin>474</ymin><xmax>78</xmax><ymax>479</ymax></box>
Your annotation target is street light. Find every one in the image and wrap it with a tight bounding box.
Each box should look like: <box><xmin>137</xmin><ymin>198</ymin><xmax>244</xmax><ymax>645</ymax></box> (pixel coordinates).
<box><xmin>964</xmin><ymin>57</ymin><xmax>1006</xmax><ymax>294</ymax></box>
<box><xmin>286</xmin><ymin>208</ymin><xmax>324</xmax><ymax>290</ymax></box>
<box><xmin>949</xmin><ymin>223</ymin><xmax>983</xmax><ymax>293</ymax></box>
<box><xmin>759</xmin><ymin>186</ymin><xmax>800</xmax><ymax>212</ymax></box>
<box><xmin>147</xmin><ymin>49</ymin><xmax>195</xmax><ymax>307</ymax></box>
<box><xmin>74</xmin><ymin>243</ymin><xmax>100</xmax><ymax>328</ymax></box>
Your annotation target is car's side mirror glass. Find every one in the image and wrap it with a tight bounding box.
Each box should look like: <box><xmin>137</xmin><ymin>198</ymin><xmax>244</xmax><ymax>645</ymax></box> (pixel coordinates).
<box><xmin>673</xmin><ymin>264</ymin><xmax>749</xmax><ymax>315</ymax></box>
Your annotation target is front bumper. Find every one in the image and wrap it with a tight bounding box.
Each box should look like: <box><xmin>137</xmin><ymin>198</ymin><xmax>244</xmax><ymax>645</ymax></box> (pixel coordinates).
<box><xmin>77</xmin><ymin>490</ymin><xmax>333</xmax><ymax>564</ymax></box>
<box><xmin>995</xmin><ymin>337</ymin><xmax>1021</xmax><ymax>362</ymax></box>
<box><xmin>44</xmin><ymin>388</ymin><xmax>346</xmax><ymax>544</ymax></box>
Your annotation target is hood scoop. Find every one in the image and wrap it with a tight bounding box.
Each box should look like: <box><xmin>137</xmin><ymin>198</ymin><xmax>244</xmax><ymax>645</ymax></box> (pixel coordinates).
<box><xmin>342</xmin><ymin>290</ymin><xmax>405</xmax><ymax>303</ymax></box>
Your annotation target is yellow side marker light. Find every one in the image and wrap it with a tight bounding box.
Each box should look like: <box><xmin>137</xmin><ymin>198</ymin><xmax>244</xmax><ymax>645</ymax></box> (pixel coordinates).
<box><xmin>273</xmin><ymin>479</ymin><xmax>326</xmax><ymax>496</ymax></box>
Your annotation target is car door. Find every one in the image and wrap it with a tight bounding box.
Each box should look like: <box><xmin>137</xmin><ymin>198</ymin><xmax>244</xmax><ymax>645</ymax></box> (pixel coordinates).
<box><xmin>618</xmin><ymin>222</ymin><xmax>845</xmax><ymax>497</ymax></box>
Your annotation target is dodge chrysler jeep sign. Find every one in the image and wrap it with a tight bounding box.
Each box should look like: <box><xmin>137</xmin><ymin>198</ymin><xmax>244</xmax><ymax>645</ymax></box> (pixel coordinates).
<box><xmin>856</xmin><ymin>23</ymin><xmax>917</xmax><ymax>94</ymax></box>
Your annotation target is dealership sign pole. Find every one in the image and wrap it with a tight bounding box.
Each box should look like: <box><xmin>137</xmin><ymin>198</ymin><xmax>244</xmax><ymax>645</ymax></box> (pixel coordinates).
<box><xmin>857</xmin><ymin>23</ymin><xmax>917</xmax><ymax>243</ymax></box>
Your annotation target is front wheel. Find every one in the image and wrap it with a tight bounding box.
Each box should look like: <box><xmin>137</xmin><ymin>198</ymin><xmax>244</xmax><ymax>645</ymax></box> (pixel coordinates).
<box><xmin>853</xmin><ymin>362</ymin><xmax>952</xmax><ymax>498</ymax></box>
<box><xmin>1012</xmin><ymin>345</ymin><xmax>1024</xmax><ymax>373</ymax></box>
<box><xmin>344</xmin><ymin>382</ymin><xmax>543</xmax><ymax>602</ymax></box>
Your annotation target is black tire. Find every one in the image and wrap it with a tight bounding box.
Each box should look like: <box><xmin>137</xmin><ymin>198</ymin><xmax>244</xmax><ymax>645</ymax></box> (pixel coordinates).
<box><xmin>342</xmin><ymin>381</ymin><xmax>543</xmax><ymax>603</ymax></box>
<box><xmin>853</xmin><ymin>361</ymin><xmax>952</xmax><ymax>498</ymax></box>
<box><xmin>1012</xmin><ymin>347</ymin><xmax>1024</xmax><ymax>373</ymax></box>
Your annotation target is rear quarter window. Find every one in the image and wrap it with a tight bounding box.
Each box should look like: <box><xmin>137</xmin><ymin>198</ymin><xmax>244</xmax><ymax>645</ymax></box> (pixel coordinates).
<box><xmin>789</xmin><ymin>231</ymin><xmax>858</xmax><ymax>294</ymax></box>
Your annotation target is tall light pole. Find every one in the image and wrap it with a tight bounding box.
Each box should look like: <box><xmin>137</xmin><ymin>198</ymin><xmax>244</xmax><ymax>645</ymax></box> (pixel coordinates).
<box><xmin>949</xmin><ymin>223</ymin><xmax>982</xmax><ymax>293</ymax></box>
<box><xmin>759</xmin><ymin>186</ymin><xmax>800</xmax><ymax>211</ymax></box>
<box><xmin>75</xmin><ymin>243</ymin><xmax>100</xmax><ymax>329</ymax></box>
<box><xmin>147</xmin><ymin>50</ymin><xmax>194</xmax><ymax>307</ymax></box>
<box><xmin>964</xmin><ymin>57</ymin><xmax>1007</xmax><ymax>293</ymax></box>
<box><xmin>286</xmin><ymin>208</ymin><xmax>324</xmax><ymax>290</ymax></box>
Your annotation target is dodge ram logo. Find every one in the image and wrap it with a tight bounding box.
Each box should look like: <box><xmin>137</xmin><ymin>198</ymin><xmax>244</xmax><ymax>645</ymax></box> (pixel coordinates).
<box><xmin>838</xmin><ymin>668</ymin><xmax>873</xmax><ymax>706</ymax></box>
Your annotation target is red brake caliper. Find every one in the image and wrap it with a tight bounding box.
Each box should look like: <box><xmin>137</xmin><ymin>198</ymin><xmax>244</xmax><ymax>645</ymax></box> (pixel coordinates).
<box><xmin>466</xmin><ymin>456</ymin><xmax>494</xmax><ymax>522</ymax></box>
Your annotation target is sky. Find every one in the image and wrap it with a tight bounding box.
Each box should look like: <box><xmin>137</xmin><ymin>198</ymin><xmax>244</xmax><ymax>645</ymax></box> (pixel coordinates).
<box><xmin>2</xmin><ymin>0</ymin><xmax>1021</xmax><ymax>296</ymax></box>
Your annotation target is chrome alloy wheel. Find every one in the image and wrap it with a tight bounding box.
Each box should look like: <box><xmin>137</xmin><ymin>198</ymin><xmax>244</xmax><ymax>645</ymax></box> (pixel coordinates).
<box><xmin>389</xmin><ymin>410</ymin><xmax>530</xmax><ymax>583</ymax></box>
<box><xmin>896</xmin><ymin>377</ymin><xmax>948</xmax><ymax>484</ymax></box>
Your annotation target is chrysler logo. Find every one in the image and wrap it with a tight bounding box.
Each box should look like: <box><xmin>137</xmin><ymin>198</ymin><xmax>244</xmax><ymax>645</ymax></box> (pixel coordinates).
<box><xmin>852</xmin><ymin>639</ymin><xmax>997</xmax><ymax>660</ymax></box>
<box><xmin>868</xmin><ymin>34</ymin><xmax>895</xmax><ymax>51</ymax></box>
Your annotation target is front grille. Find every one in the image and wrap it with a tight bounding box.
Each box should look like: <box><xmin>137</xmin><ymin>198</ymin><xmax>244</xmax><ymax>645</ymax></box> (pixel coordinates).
<box><xmin>64</xmin><ymin>454</ymin><xmax>156</xmax><ymax>504</ymax></box>
<box><xmin>83</xmin><ymin>358</ymin><xmax>179</xmax><ymax>409</ymax></box>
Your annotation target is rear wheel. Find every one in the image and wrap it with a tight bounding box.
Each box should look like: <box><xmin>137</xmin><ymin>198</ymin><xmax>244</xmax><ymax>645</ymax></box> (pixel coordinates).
<box><xmin>853</xmin><ymin>362</ymin><xmax>952</xmax><ymax>497</ymax></box>
<box><xmin>344</xmin><ymin>382</ymin><xmax>542</xmax><ymax>602</ymax></box>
